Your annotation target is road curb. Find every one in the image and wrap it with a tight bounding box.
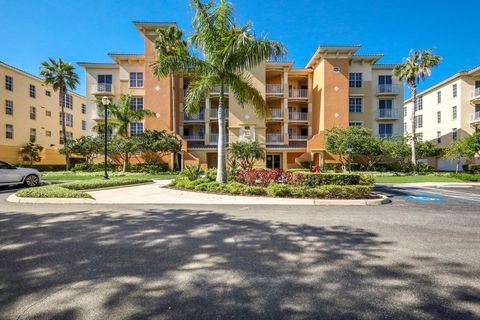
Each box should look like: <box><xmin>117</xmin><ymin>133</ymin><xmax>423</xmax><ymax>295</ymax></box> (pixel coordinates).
<box><xmin>7</xmin><ymin>194</ymin><xmax>96</xmax><ymax>204</ymax></box>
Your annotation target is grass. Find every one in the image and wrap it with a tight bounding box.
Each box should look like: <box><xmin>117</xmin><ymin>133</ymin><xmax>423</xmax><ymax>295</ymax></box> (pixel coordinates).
<box><xmin>16</xmin><ymin>185</ymin><xmax>93</xmax><ymax>199</ymax></box>
<box><xmin>374</xmin><ymin>175</ymin><xmax>462</xmax><ymax>184</ymax></box>
<box><xmin>41</xmin><ymin>171</ymin><xmax>179</xmax><ymax>181</ymax></box>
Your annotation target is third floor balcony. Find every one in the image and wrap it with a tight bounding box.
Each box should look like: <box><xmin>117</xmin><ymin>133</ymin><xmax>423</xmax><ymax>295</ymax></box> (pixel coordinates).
<box><xmin>376</xmin><ymin>108</ymin><xmax>402</xmax><ymax>120</ymax></box>
<box><xmin>210</xmin><ymin>108</ymin><xmax>229</xmax><ymax>119</ymax></box>
<box><xmin>266</xmin><ymin>84</ymin><xmax>283</xmax><ymax>95</ymax></box>
<box><xmin>91</xmin><ymin>83</ymin><xmax>114</xmax><ymax>96</ymax></box>
<box><xmin>470</xmin><ymin>88</ymin><xmax>480</xmax><ymax>104</ymax></box>
<box><xmin>211</xmin><ymin>85</ymin><xmax>229</xmax><ymax>95</ymax></box>
<box><xmin>470</xmin><ymin>111</ymin><xmax>480</xmax><ymax>125</ymax></box>
<box><xmin>376</xmin><ymin>84</ymin><xmax>400</xmax><ymax>95</ymax></box>
<box><xmin>266</xmin><ymin>133</ymin><xmax>283</xmax><ymax>144</ymax></box>
<box><xmin>288</xmin><ymin>111</ymin><xmax>308</xmax><ymax>121</ymax></box>
<box><xmin>184</xmin><ymin>112</ymin><xmax>205</xmax><ymax>122</ymax></box>
<box><xmin>267</xmin><ymin>108</ymin><xmax>283</xmax><ymax>120</ymax></box>
<box><xmin>288</xmin><ymin>88</ymin><xmax>308</xmax><ymax>98</ymax></box>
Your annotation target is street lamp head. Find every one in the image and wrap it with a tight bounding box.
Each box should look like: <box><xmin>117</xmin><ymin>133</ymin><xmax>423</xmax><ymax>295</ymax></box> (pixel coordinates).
<box><xmin>347</xmin><ymin>144</ymin><xmax>353</xmax><ymax>153</ymax></box>
<box><xmin>101</xmin><ymin>96</ymin><xmax>110</xmax><ymax>107</ymax></box>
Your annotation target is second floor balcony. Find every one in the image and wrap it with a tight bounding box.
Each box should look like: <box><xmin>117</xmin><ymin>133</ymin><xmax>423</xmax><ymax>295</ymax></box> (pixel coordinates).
<box><xmin>376</xmin><ymin>84</ymin><xmax>400</xmax><ymax>95</ymax></box>
<box><xmin>470</xmin><ymin>111</ymin><xmax>480</xmax><ymax>125</ymax></box>
<box><xmin>210</xmin><ymin>108</ymin><xmax>229</xmax><ymax>119</ymax></box>
<box><xmin>376</xmin><ymin>108</ymin><xmax>402</xmax><ymax>120</ymax></box>
<box><xmin>184</xmin><ymin>112</ymin><xmax>205</xmax><ymax>122</ymax></box>
<box><xmin>211</xmin><ymin>85</ymin><xmax>229</xmax><ymax>95</ymax></box>
<box><xmin>266</xmin><ymin>84</ymin><xmax>283</xmax><ymax>94</ymax></box>
<box><xmin>288</xmin><ymin>88</ymin><xmax>308</xmax><ymax>98</ymax></box>
<box><xmin>470</xmin><ymin>88</ymin><xmax>480</xmax><ymax>104</ymax></box>
<box><xmin>288</xmin><ymin>111</ymin><xmax>308</xmax><ymax>121</ymax></box>
<box><xmin>91</xmin><ymin>83</ymin><xmax>114</xmax><ymax>96</ymax></box>
<box><xmin>268</xmin><ymin>108</ymin><xmax>283</xmax><ymax>119</ymax></box>
<box><xmin>266</xmin><ymin>133</ymin><xmax>283</xmax><ymax>144</ymax></box>
<box><xmin>289</xmin><ymin>134</ymin><xmax>308</xmax><ymax>141</ymax></box>
<box><xmin>209</xmin><ymin>133</ymin><xmax>229</xmax><ymax>145</ymax></box>
<box><xmin>184</xmin><ymin>134</ymin><xmax>204</xmax><ymax>141</ymax></box>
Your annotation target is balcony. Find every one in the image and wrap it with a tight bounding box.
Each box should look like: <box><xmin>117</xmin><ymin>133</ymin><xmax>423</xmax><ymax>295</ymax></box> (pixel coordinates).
<box><xmin>289</xmin><ymin>88</ymin><xmax>308</xmax><ymax>98</ymax></box>
<box><xmin>376</xmin><ymin>84</ymin><xmax>400</xmax><ymax>95</ymax></box>
<box><xmin>184</xmin><ymin>135</ymin><xmax>204</xmax><ymax>141</ymax></box>
<box><xmin>266</xmin><ymin>133</ymin><xmax>283</xmax><ymax>144</ymax></box>
<box><xmin>289</xmin><ymin>135</ymin><xmax>308</xmax><ymax>141</ymax></box>
<box><xmin>209</xmin><ymin>133</ymin><xmax>229</xmax><ymax>145</ymax></box>
<box><xmin>376</xmin><ymin>108</ymin><xmax>402</xmax><ymax>120</ymax></box>
<box><xmin>268</xmin><ymin>108</ymin><xmax>283</xmax><ymax>119</ymax></box>
<box><xmin>211</xmin><ymin>86</ymin><xmax>229</xmax><ymax>94</ymax></box>
<box><xmin>184</xmin><ymin>112</ymin><xmax>205</xmax><ymax>122</ymax></box>
<box><xmin>288</xmin><ymin>111</ymin><xmax>308</xmax><ymax>121</ymax></box>
<box><xmin>91</xmin><ymin>83</ymin><xmax>114</xmax><ymax>96</ymax></box>
<box><xmin>470</xmin><ymin>111</ymin><xmax>480</xmax><ymax>125</ymax></box>
<box><xmin>210</xmin><ymin>108</ymin><xmax>229</xmax><ymax>119</ymax></box>
<box><xmin>266</xmin><ymin>84</ymin><xmax>283</xmax><ymax>95</ymax></box>
<box><xmin>470</xmin><ymin>88</ymin><xmax>480</xmax><ymax>104</ymax></box>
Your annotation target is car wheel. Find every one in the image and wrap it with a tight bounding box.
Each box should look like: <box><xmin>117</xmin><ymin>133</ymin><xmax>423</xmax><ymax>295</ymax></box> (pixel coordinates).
<box><xmin>24</xmin><ymin>174</ymin><xmax>40</xmax><ymax>187</ymax></box>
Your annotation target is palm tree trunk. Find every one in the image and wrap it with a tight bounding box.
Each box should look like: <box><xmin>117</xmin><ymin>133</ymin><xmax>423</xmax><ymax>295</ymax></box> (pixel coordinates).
<box><xmin>60</xmin><ymin>90</ymin><xmax>70</xmax><ymax>170</ymax></box>
<box><xmin>410</xmin><ymin>84</ymin><xmax>417</xmax><ymax>166</ymax></box>
<box><xmin>216</xmin><ymin>84</ymin><xmax>227</xmax><ymax>183</ymax></box>
<box><xmin>123</xmin><ymin>127</ymin><xmax>129</xmax><ymax>172</ymax></box>
<box><xmin>171</xmin><ymin>72</ymin><xmax>177</xmax><ymax>170</ymax></box>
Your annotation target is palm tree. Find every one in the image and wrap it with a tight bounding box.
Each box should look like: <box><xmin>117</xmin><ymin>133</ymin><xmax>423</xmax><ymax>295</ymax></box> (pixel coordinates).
<box><xmin>153</xmin><ymin>26</ymin><xmax>189</xmax><ymax>170</ymax></box>
<box><xmin>394</xmin><ymin>49</ymin><xmax>441</xmax><ymax>165</ymax></box>
<box><xmin>153</xmin><ymin>0</ymin><xmax>286</xmax><ymax>183</ymax></box>
<box><xmin>97</xmin><ymin>94</ymin><xmax>155</xmax><ymax>171</ymax></box>
<box><xmin>40</xmin><ymin>58</ymin><xmax>80</xmax><ymax>170</ymax></box>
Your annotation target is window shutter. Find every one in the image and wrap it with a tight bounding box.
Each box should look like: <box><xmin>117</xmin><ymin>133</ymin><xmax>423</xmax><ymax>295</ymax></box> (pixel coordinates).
<box><xmin>251</xmin><ymin>126</ymin><xmax>256</xmax><ymax>141</ymax></box>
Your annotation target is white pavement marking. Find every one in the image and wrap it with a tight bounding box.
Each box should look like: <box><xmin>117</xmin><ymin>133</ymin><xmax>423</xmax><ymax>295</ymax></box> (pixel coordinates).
<box><xmin>407</xmin><ymin>187</ymin><xmax>480</xmax><ymax>203</ymax></box>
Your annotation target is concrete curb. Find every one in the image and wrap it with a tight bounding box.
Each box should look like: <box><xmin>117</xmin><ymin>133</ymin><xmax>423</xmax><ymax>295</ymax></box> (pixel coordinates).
<box><xmin>7</xmin><ymin>194</ymin><xmax>95</xmax><ymax>204</ymax></box>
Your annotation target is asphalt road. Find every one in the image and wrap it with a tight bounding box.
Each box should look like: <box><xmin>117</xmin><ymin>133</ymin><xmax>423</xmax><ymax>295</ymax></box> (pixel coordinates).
<box><xmin>0</xmin><ymin>185</ymin><xmax>479</xmax><ymax>320</ymax></box>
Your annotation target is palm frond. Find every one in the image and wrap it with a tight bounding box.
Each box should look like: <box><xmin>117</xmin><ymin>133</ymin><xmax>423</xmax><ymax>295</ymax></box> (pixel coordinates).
<box><xmin>184</xmin><ymin>76</ymin><xmax>217</xmax><ymax>115</ymax></box>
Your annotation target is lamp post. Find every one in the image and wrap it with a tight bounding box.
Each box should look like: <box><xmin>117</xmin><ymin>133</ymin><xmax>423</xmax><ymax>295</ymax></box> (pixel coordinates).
<box><xmin>346</xmin><ymin>144</ymin><xmax>353</xmax><ymax>173</ymax></box>
<box><xmin>101</xmin><ymin>96</ymin><xmax>110</xmax><ymax>180</ymax></box>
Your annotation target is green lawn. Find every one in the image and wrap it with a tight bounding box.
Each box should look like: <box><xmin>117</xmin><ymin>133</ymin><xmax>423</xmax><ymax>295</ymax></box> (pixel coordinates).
<box><xmin>41</xmin><ymin>172</ymin><xmax>179</xmax><ymax>181</ymax></box>
<box><xmin>374</xmin><ymin>175</ymin><xmax>462</xmax><ymax>184</ymax></box>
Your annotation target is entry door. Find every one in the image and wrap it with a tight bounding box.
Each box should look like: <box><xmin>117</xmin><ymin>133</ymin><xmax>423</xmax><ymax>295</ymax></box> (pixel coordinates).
<box><xmin>266</xmin><ymin>155</ymin><xmax>281</xmax><ymax>169</ymax></box>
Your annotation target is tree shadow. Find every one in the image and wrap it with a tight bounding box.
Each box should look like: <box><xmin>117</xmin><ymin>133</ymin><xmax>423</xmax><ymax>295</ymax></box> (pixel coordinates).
<box><xmin>0</xmin><ymin>208</ymin><xmax>478</xmax><ymax>319</ymax></box>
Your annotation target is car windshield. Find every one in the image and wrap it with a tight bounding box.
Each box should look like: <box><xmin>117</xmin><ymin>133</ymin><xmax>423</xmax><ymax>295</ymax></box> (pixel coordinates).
<box><xmin>0</xmin><ymin>161</ymin><xmax>14</xmax><ymax>169</ymax></box>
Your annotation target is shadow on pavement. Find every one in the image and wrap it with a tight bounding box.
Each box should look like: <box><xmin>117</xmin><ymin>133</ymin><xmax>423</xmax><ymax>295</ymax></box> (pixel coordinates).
<box><xmin>0</xmin><ymin>208</ymin><xmax>478</xmax><ymax>319</ymax></box>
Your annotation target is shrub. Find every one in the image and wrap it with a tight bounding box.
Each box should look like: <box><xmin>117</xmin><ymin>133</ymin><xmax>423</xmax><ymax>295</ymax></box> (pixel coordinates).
<box><xmin>267</xmin><ymin>184</ymin><xmax>292</xmax><ymax>197</ymax></box>
<box><xmin>224</xmin><ymin>182</ymin><xmax>244</xmax><ymax>194</ymax></box>
<box><xmin>195</xmin><ymin>181</ymin><xmax>227</xmax><ymax>192</ymax></box>
<box><xmin>300</xmin><ymin>161</ymin><xmax>313</xmax><ymax>169</ymax></box>
<box><xmin>181</xmin><ymin>165</ymin><xmax>202</xmax><ymax>181</ymax></box>
<box><xmin>129</xmin><ymin>163</ymin><xmax>168</xmax><ymax>174</ymax></box>
<box><xmin>415</xmin><ymin>162</ymin><xmax>434</xmax><ymax>175</ymax></box>
<box><xmin>28</xmin><ymin>164</ymin><xmax>66</xmax><ymax>172</ymax></box>
<box><xmin>235</xmin><ymin>169</ymin><xmax>280</xmax><ymax>186</ymax></box>
<box><xmin>302</xmin><ymin>173</ymin><xmax>365</xmax><ymax>186</ymax></box>
<box><xmin>463</xmin><ymin>164</ymin><xmax>480</xmax><ymax>173</ymax></box>
<box><xmin>244</xmin><ymin>186</ymin><xmax>267</xmax><ymax>196</ymax></box>
<box><xmin>285</xmin><ymin>172</ymin><xmax>304</xmax><ymax>185</ymax></box>
<box><xmin>173</xmin><ymin>177</ymin><xmax>209</xmax><ymax>189</ymax></box>
<box><xmin>449</xmin><ymin>173</ymin><xmax>480</xmax><ymax>182</ymax></box>
<box><xmin>72</xmin><ymin>162</ymin><xmax>117</xmax><ymax>172</ymax></box>
<box><xmin>16</xmin><ymin>185</ymin><xmax>92</xmax><ymax>199</ymax></box>
<box><xmin>62</xmin><ymin>177</ymin><xmax>152</xmax><ymax>190</ymax></box>
<box><xmin>206</xmin><ymin>168</ymin><xmax>217</xmax><ymax>181</ymax></box>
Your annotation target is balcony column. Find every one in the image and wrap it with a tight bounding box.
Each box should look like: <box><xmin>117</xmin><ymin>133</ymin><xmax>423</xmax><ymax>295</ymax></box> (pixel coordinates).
<box><xmin>205</xmin><ymin>122</ymin><xmax>210</xmax><ymax>145</ymax></box>
<box><xmin>284</xmin><ymin>122</ymin><xmax>289</xmax><ymax>145</ymax></box>
<box><xmin>284</xmin><ymin>98</ymin><xmax>289</xmax><ymax>123</ymax></box>
<box><xmin>179</xmin><ymin>102</ymin><xmax>184</xmax><ymax>126</ymax></box>
<box><xmin>282</xmin><ymin>151</ymin><xmax>288</xmax><ymax>170</ymax></box>
<box><xmin>205</xmin><ymin>98</ymin><xmax>210</xmax><ymax>122</ymax></box>
<box><xmin>283</xmin><ymin>68</ymin><xmax>289</xmax><ymax>97</ymax></box>
<box><xmin>179</xmin><ymin>125</ymin><xmax>183</xmax><ymax>137</ymax></box>
<box><xmin>179</xmin><ymin>77</ymin><xmax>184</xmax><ymax>103</ymax></box>
<box><xmin>307</xmin><ymin>73</ymin><xmax>313</xmax><ymax>102</ymax></box>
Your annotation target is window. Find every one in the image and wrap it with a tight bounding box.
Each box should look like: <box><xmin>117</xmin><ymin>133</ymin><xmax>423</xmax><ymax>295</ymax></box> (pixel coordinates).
<box><xmin>97</xmin><ymin>74</ymin><xmax>112</xmax><ymax>84</ymax></box>
<box><xmin>452</xmin><ymin>106</ymin><xmax>457</xmax><ymax>120</ymax></box>
<box><xmin>81</xmin><ymin>104</ymin><xmax>86</xmax><ymax>114</ymax></box>
<box><xmin>452</xmin><ymin>128</ymin><xmax>457</xmax><ymax>140</ymax></box>
<box><xmin>349</xmin><ymin>121</ymin><xmax>363</xmax><ymax>127</ymax></box>
<box><xmin>452</xmin><ymin>84</ymin><xmax>457</xmax><ymax>98</ymax></box>
<box><xmin>6</xmin><ymin>124</ymin><xmax>13</xmax><ymax>139</ymax></box>
<box><xmin>404</xmin><ymin>106</ymin><xmax>407</xmax><ymax>117</ymax></box>
<box><xmin>404</xmin><ymin>122</ymin><xmax>407</xmax><ymax>133</ymax></box>
<box><xmin>333</xmin><ymin>66</ymin><xmax>340</xmax><ymax>72</ymax></box>
<box><xmin>59</xmin><ymin>112</ymin><xmax>73</xmax><ymax>127</ymax></box>
<box><xmin>378</xmin><ymin>124</ymin><xmax>393</xmax><ymax>138</ymax></box>
<box><xmin>30</xmin><ymin>106</ymin><xmax>36</xmax><ymax>120</ymax></box>
<box><xmin>437</xmin><ymin>111</ymin><xmax>441</xmax><ymax>124</ymax></box>
<box><xmin>29</xmin><ymin>128</ymin><xmax>36</xmax><ymax>142</ymax></box>
<box><xmin>415</xmin><ymin>114</ymin><xmax>423</xmax><ymax>129</ymax></box>
<box><xmin>437</xmin><ymin>91</ymin><xmax>441</xmax><ymax>104</ymax></box>
<box><xmin>349</xmin><ymin>97</ymin><xmax>363</xmax><ymax>113</ymax></box>
<box><xmin>59</xmin><ymin>131</ymin><xmax>73</xmax><ymax>144</ymax></box>
<box><xmin>416</xmin><ymin>133</ymin><xmax>423</xmax><ymax>142</ymax></box>
<box><xmin>437</xmin><ymin>131</ymin><xmax>441</xmax><ymax>144</ymax></box>
<box><xmin>29</xmin><ymin>84</ymin><xmax>36</xmax><ymax>98</ymax></box>
<box><xmin>5</xmin><ymin>75</ymin><xmax>13</xmax><ymax>91</ymax></box>
<box><xmin>349</xmin><ymin>73</ymin><xmax>362</xmax><ymax>88</ymax></box>
<box><xmin>5</xmin><ymin>100</ymin><xmax>13</xmax><ymax>115</ymax></box>
<box><xmin>130</xmin><ymin>122</ymin><xmax>143</xmax><ymax>136</ymax></box>
<box><xmin>132</xmin><ymin>97</ymin><xmax>144</xmax><ymax>111</ymax></box>
<box><xmin>46</xmin><ymin>130</ymin><xmax>51</xmax><ymax>137</ymax></box>
<box><xmin>46</xmin><ymin>110</ymin><xmax>51</xmax><ymax>117</ymax></box>
<box><xmin>45</xmin><ymin>90</ymin><xmax>51</xmax><ymax>97</ymax></box>
<box><xmin>59</xmin><ymin>93</ymin><xmax>73</xmax><ymax>109</ymax></box>
<box><xmin>130</xmin><ymin>72</ymin><xmax>144</xmax><ymax>88</ymax></box>
<box><xmin>378</xmin><ymin>75</ymin><xmax>393</xmax><ymax>92</ymax></box>
<box><xmin>82</xmin><ymin>120</ymin><xmax>86</xmax><ymax>130</ymax></box>
<box><xmin>415</xmin><ymin>96</ymin><xmax>423</xmax><ymax>111</ymax></box>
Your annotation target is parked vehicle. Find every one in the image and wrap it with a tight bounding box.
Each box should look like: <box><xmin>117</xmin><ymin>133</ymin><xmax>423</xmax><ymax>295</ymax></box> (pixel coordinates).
<box><xmin>0</xmin><ymin>160</ymin><xmax>41</xmax><ymax>187</ymax></box>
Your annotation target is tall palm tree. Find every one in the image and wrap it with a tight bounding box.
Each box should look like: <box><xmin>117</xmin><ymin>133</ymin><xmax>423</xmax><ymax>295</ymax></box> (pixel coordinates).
<box><xmin>153</xmin><ymin>26</ymin><xmax>189</xmax><ymax>170</ymax></box>
<box><xmin>394</xmin><ymin>49</ymin><xmax>441</xmax><ymax>165</ymax></box>
<box><xmin>153</xmin><ymin>0</ymin><xmax>286</xmax><ymax>183</ymax></box>
<box><xmin>97</xmin><ymin>94</ymin><xmax>155</xmax><ymax>171</ymax></box>
<box><xmin>40</xmin><ymin>58</ymin><xmax>79</xmax><ymax>170</ymax></box>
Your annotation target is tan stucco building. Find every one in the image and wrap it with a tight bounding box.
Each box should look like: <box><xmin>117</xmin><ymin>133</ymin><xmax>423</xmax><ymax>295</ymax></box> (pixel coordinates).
<box><xmin>80</xmin><ymin>22</ymin><xmax>404</xmax><ymax>170</ymax></box>
<box><xmin>0</xmin><ymin>61</ymin><xmax>88</xmax><ymax>165</ymax></box>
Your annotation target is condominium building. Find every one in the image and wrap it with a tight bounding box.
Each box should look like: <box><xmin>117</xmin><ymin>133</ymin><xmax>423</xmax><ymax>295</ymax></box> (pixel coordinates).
<box><xmin>403</xmin><ymin>66</ymin><xmax>480</xmax><ymax>170</ymax></box>
<box><xmin>79</xmin><ymin>22</ymin><xmax>404</xmax><ymax>170</ymax></box>
<box><xmin>0</xmin><ymin>61</ymin><xmax>88</xmax><ymax>165</ymax></box>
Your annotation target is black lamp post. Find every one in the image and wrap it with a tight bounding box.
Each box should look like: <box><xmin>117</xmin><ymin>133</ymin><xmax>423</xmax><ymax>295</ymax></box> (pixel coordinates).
<box><xmin>101</xmin><ymin>96</ymin><xmax>110</xmax><ymax>180</ymax></box>
<box><xmin>347</xmin><ymin>144</ymin><xmax>353</xmax><ymax>173</ymax></box>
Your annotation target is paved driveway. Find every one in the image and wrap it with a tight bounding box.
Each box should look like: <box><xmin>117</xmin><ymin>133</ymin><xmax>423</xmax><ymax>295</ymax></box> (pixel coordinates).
<box><xmin>0</xmin><ymin>186</ymin><xmax>479</xmax><ymax>319</ymax></box>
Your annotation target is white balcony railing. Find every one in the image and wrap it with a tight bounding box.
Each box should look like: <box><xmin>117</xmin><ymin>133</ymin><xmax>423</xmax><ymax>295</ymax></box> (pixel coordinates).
<box><xmin>470</xmin><ymin>88</ymin><xmax>480</xmax><ymax>101</ymax></box>
<box><xmin>470</xmin><ymin>111</ymin><xmax>480</xmax><ymax>123</ymax></box>
<box><xmin>184</xmin><ymin>135</ymin><xmax>204</xmax><ymax>141</ymax></box>
<box><xmin>266</xmin><ymin>84</ymin><xmax>283</xmax><ymax>94</ymax></box>
<box><xmin>210</xmin><ymin>108</ymin><xmax>229</xmax><ymax>119</ymax></box>
<box><xmin>289</xmin><ymin>111</ymin><xmax>308</xmax><ymax>121</ymax></box>
<box><xmin>269</xmin><ymin>108</ymin><xmax>283</xmax><ymax>118</ymax></box>
<box><xmin>289</xmin><ymin>88</ymin><xmax>308</xmax><ymax>98</ymax></box>
<box><xmin>211</xmin><ymin>86</ymin><xmax>229</xmax><ymax>94</ymax></box>
<box><xmin>184</xmin><ymin>112</ymin><xmax>205</xmax><ymax>121</ymax></box>
<box><xmin>266</xmin><ymin>133</ymin><xmax>283</xmax><ymax>144</ymax></box>
<box><xmin>376</xmin><ymin>108</ymin><xmax>401</xmax><ymax>119</ymax></box>
<box><xmin>376</xmin><ymin>84</ymin><xmax>400</xmax><ymax>94</ymax></box>
<box><xmin>209</xmin><ymin>133</ymin><xmax>229</xmax><ymax>144</ymax></box>
<box><xmin>289</xmin><ymin>135</ymin><xmax>308</xmax><ymax>141</ymax></box>
<box><xmin>91</xmin><ymin>83</ymin><xmax>114</xmax><ymax>94</ymax></box>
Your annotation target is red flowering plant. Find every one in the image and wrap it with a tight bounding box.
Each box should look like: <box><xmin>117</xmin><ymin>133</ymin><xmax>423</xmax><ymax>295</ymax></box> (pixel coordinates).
<box><xmin>235</xmin><ymin>169</ymin><xmax>304</xmax><ymax>186</ymax></box>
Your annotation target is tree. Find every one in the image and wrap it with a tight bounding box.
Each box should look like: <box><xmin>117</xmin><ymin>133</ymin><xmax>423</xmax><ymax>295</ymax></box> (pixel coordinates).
<box><xmin>137</xmin><ymin>130</ymin><xmax>182</xmax><ymax>165</ymax></box>
<box><xmin>416</xmin><ymin>140</ymin><xmax>440</xmax><ymax>159</ymax></box>
<box><xmin>20</xmin><ymin>142</ymin><xmax>43</xmax><ymax>165</ymax></box>
<box><xmin>393</xmin><ymin>49</ymin><xmax>441</xmax><ymax>165</ymax></box>
<box><xmin>152</xmin><ymin>0</ymin><xmax>285</xmax><ymax>183</ymax></box>
<box><xmin>466</xmin><ymin>131</ymin><xmax>480</xmax><ymax>155</ymax></box>
<box><xmin>59</xmin><ymin>136</ymin><xmax>103</xmax><ymax>166</ymax></box>
<box><xmin>97</xmin><ymin>94</ymin><xmax>155</xmax><ymax>171</ymax></box>
<box><xmin>107</xmin><ymin>136</ymin><xmax>140</xmax><ymax>168</ymax></box>
<box><xmin>40</xmin><ymin>58</ymin><xmax>79</xmax><ymax>170</ymax></box>
<box><xmin>228</xmin><ymin>141</ymin><xmax>265</xmax><ymax>170</ymax></box>
<box><xmin>443</xmin><ymin>138</ymin><xmax>475</xmax><ymax>173</ymax></box>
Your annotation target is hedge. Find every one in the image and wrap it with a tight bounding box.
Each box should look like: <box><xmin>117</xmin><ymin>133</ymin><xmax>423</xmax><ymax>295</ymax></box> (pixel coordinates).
<box><xmin>449</xmin><ymin>173</ymin><xmax>480</xmax><ymax>182</ymax></box>
<box><xmin>16</xmin><ymin>185</ymin><xmax>92</xmax><ymax>199</ymax></box>
<box><xmin>462</xmin><ymin>164</ymin><xmax>480</xmax><ymax>173</ymax></box>
<box><xmin>302</xmin><ymin>173</ymin><xmax>374</xmax><ymax>186</ymax></box>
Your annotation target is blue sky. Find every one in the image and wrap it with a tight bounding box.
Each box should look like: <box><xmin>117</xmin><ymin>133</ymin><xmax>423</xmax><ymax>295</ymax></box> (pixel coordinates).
<box><xmin>1</xmin><ymin>0</ymin><xmax>478</xmax><ymax>97</ymax></box>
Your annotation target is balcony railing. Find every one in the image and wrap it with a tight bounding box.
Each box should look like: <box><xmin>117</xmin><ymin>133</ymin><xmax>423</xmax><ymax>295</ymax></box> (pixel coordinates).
<box><xmin>210</xmin><ymin>108</ymin><xmax>229</xmax><ymax>119</ymax></box>
<box><xmin>266</xmin><ymin>133</ymin><xmax>283</xmax><ymax>144</ymax></box>
<box><xmin>289</xmin><ymin>88</ymin><xmax>308</xmax><ymax>98</ymax></box>
<box><xmin>376</xmin><ymin>108</ymin><xmax>401</xmax><ymax>119</ymax></box>
<box><xmin>211</xmin><ymin>86</ymin><xmax>229</xmax><ymax>94</ymax></box>
<box><xmin>289</xmin><ymin>135</ymin><xmax>308</xmax><ymax>141</ymax></box>
<box><xmin>289</xmin><ymin>111</ymin><xmax>308</xmax><ymax>121</ymax></box>
<box><xmin>184</xmin><ymin>135</ymin><xmax>204</xmax><ymax>141</ymax></box>
<box><xmin>376</xmin><ymin>84</ymin><xmax>400</xmax><ymax>94</ymax></box>
<box><xmin>470</xmin><ymin>111</ymin><xmax>480</xmax><ymax>124</ymax></box>
<box><xmin>184</xmin><ymin>112</ymin><xmax>205</xmax><ymax>121</ymax></box>
<box><xmin>470</xmin><ymin>88</ymin><xmax>480</xmax><ymax>101</ymax></box>
<box><xmin>210</xmin><ymin>133</ymin><xmax>229</xmax><ymax>144</ymax></box>
<box><xmin>268</xmin><ymin>108</ymin><xmax>283</xmax><ymax>118</ymax></box>
<box><xmin>91</xmin><ymin>83</ymin><xmax>114</xmax><ymax>95</ymax></box>
<box><xmin>266</xmin><ymin>84</ymin><xmax>283</xmax><ymax>94</ymax></box>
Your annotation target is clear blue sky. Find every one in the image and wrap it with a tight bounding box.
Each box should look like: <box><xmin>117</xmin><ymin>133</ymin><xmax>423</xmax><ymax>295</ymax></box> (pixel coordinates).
<box><xmin>1</xmin><ymin>0</ymin><xmax>478</xmax><ymax>97</ymax></box>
